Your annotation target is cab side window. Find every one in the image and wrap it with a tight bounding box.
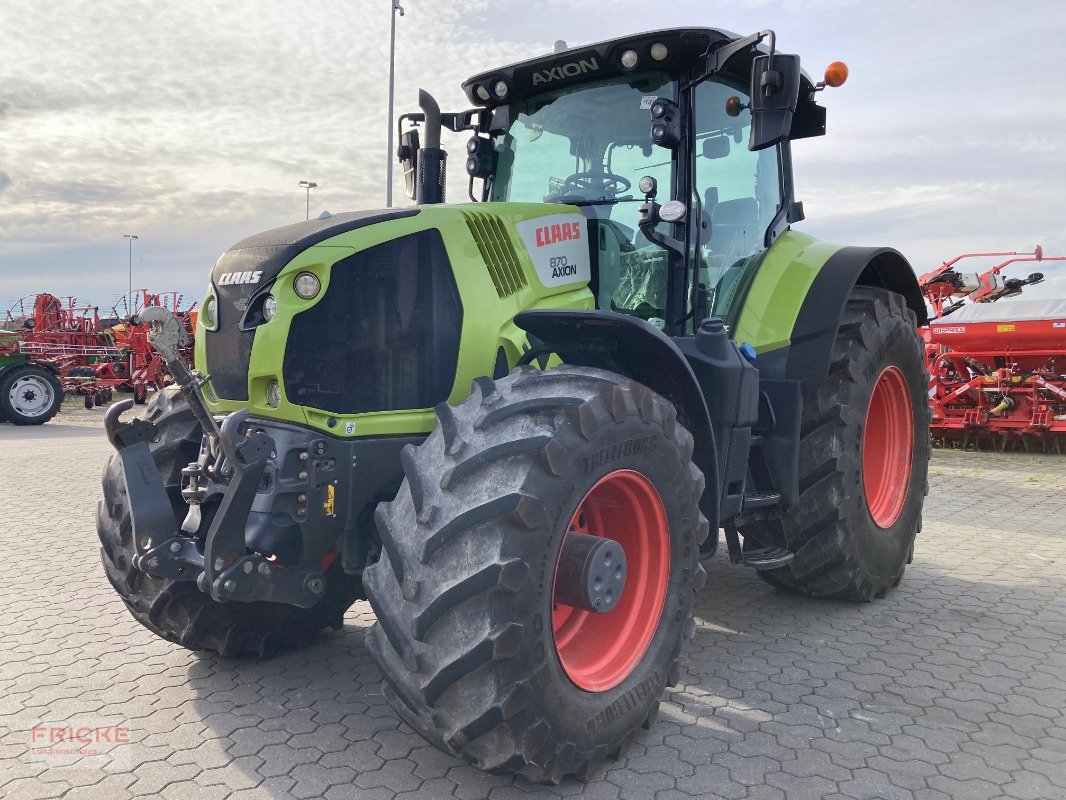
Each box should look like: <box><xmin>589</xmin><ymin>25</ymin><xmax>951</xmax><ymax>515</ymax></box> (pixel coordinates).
<box><xmin>692</xmin><ymin>80</ymin><xmax>783</xmax><ymax>319</ymax></box>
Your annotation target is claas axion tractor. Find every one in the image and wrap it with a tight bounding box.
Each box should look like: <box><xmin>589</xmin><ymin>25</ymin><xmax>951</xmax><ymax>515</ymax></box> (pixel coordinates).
<box><xmin>100</xmin><ymin>28</ymin><xmax>930</xmax><ymax>783</ymax></box>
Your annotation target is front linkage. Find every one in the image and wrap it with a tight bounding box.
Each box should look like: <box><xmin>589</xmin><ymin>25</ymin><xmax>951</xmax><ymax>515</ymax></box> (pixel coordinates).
<box><xmin>103</xmin><ymin>307</ymin><xmax>328</xmax><ymax>608</ymax></box>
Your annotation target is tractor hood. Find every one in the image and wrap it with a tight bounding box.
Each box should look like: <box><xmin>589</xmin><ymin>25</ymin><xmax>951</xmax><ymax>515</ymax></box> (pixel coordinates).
<box><xmin>198</xmin><ymin>202</ymin><xmax>595</xmax><ymax>430</ymax></box>
<box><xmin>205</xmin><ymin>209</ymin><xmax>417</xmax><ymax>402</ymax></box>
<box><xmin>210</xmin><ymin>209</ymin><xmax>418</xmax><ymax>291</ymax></box>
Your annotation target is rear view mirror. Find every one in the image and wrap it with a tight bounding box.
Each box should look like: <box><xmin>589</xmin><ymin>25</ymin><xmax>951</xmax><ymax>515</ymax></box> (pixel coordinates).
<box><xmin>702</xmin><ymin>136</ymin><xmax>729</xmax><ymax>159</ymax></box>
<box><xmin>749</xmin><ymin>53</ymin><xmax>801</xmax><ymax>151</ymax></box>
<box><xmin>398</xmin><ymin>129</ymin><xmax>420</xmax><ymax>200</ymax></box>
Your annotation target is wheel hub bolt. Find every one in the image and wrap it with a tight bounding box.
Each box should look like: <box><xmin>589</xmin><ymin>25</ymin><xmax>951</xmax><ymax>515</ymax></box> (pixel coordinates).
<box><xmin>258</xmin><ymin>562</ymin><xmax>271</xmax><ymax>575</ymax></box>
<box><xmin>242</xmin><ymin>561</ymin><xmax>253</xmax><ymax>574</ymax></box>
<box><xmin>223</xmin><ymin>579</ymin><xmax>236</xmax><ymax>592</ymax></box>
<box><xmin>169</xmin><ymin>541</ymin><xmax>182</xmax><ymax>553</ymax></box>
<box><xmin>555</xmin><ymin>532</ymin><xmax>627</xmax><ymax>614</ymax></box>
<box><xmin>213</xmin><ymin>557</ymin><xmax>224</xmax><ymax>571</ymax></box>
<box><xmin>307</xmin><ymin>577</ymin><xmax>325</xmax><ymax>594</ymax></box>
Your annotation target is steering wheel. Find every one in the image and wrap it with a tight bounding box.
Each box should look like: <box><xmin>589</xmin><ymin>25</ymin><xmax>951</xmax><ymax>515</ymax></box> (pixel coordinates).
<box><xmin>563</xmin><ymin>171</ymin><xmax>632</xmax><ymax>197</ymax></box>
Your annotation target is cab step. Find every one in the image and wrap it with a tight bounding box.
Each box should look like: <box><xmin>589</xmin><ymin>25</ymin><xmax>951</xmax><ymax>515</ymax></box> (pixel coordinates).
<box><xmin>740</xmin><ymin>546</ymin><xmax>794</xmax><ymax>570</ymax></box>
<box><xmin>743</xmin><ymin>490</ymin><xmax>781</xmax><ymax>509</ymax></box>
<box><xmin>722</xmin><ymin>523</ymin><xmax>794</xmax><ymax>570</ymax></box>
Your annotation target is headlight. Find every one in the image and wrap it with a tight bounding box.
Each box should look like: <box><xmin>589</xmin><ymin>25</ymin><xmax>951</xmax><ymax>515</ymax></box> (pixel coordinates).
<box><xmin>266</xmin><ymin>380</ymin><xmax>281</xmax><ymax>408</ymax></box>
<box><xmin>262</xmin><ymin>295</ymin><xmax>277</xmax><ymax>321</ymax></box>
<box><xmin>620</xmin><ymin>49</ymin><xmax>639</xmax><ymax>69</ymax></box>
<box><xmin>650</xmin><ymin>43</ymin><xmax>668</xmax><ymax>61</ymax></box>
<box><xmin>202</xmin><ymin>291</ymin><xmax>217</xmax><ymax>330</ymax></box>
<box><xmin>294</xmin><ymin>272</ymin><xmax>321</xmax><ymax>300</ymax></box>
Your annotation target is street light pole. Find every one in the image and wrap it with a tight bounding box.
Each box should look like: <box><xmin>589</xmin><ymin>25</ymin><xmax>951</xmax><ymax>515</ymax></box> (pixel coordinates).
<box><xmin>386</xmin><ymin>0</ymin><xmax>405</xmax><ymax>208</ymax></box>
<box><xmin>299</xmin><ymin>180</ymin><xmax>318</xmax><ymax>220</ymax></box>
<box><xmin>124</xmin><ymin>234</ymin><xmax>138</xmax><ymax>314</ymax></box>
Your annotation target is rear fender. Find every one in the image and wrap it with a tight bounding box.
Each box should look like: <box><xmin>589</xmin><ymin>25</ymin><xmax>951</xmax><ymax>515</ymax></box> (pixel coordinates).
<box><xmin>753</xmin><ymin>245</ymin><xmax>926</xmax><ymax>387</ymax></box>
<box><xmin>514</xmin><ymin>309</ymin><xmax>720</xmax><ymax>534</ymax></box>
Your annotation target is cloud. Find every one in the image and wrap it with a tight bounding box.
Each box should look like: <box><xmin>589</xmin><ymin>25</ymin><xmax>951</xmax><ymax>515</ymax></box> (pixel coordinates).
<box><xmin>1</xmin><ymin>0</ymin><xmax>1065</xmax><ymax>311</ymax></box>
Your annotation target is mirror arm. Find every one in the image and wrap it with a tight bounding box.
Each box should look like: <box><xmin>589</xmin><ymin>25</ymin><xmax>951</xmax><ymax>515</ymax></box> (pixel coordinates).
<box><xmin>685</xmin><ymin>29</ymin><xmax>775</xmax><ymax>89</ymax></box>
<box><xmin>441</xmin><ymin>108</ymin><xmax>493</xmax><ymax>134</ymax></box>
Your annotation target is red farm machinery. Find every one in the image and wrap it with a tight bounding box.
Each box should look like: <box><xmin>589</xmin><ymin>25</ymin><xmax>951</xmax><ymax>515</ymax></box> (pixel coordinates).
<box><xmin>0</xmin><ymin>290</ymin><xmax>196</xmax><ymax>424</ymax></box>
<box><xmin>920</xmin><ymin>247</ymin><xmax>1066</xmax><ymax>451</ymax></box>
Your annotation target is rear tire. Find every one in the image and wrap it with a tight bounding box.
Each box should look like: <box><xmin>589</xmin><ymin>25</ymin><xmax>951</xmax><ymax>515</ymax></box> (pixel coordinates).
<box><xmin>98</xmin><ymin>386</ymin><xmax>364</xmax><ymax>657</ymax></box>
<box><xmin>363</xmin><ymin>366</ymin><xmax>709</xmax><ymax>783</ymax></box>
<box><xmin>740</xmin><ymin>286</ymin><xmax>929</xmax><ymax>600</ymax></box>
<box><xmin>0</xmin><ymin>365</ymin><xmax>63</xmax><ymax>425</ymax></box>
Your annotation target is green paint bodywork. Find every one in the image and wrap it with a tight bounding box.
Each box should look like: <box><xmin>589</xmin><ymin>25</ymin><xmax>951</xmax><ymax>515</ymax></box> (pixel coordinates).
<box><xmin>196</xmin><ymin>203</ymin><xmax>592</xmax><ymax>438</ymax></box>
<box><xmin>195</xmin><ymin>207</ymin><xmax>844</xmax><ymax>439</ymax></box>
<box><xmin>732</xmin><ymin>231</ymin><xmax>841</xmax><ymax>354</ymax></box>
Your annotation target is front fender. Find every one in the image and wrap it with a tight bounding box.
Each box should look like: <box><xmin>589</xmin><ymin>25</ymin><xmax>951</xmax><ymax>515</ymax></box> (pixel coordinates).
<box><xmin>515</xmin><ymin>309</ymin><xmax>720</xmax><ymax>536</ymax></box>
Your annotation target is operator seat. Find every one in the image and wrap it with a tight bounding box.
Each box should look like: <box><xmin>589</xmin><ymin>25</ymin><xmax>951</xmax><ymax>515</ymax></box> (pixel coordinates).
<box><xmin>706</xmin><ymin>197</ymin><xmax>761</xmax><ymax>307</ymax></box>
<box><xmin>588</xmin><ymin>217</ymin><xmax>636</xmax><ymax>311</ymax></box>
<box><xmin>707</xmin><ymin>198</ymin><xmax>759</xmax><ymax>267</ymax></box>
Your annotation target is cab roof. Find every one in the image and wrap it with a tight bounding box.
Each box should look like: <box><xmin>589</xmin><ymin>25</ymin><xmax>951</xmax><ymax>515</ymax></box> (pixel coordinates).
<box><xmin>462</xmin><ymin>28</ymin><xmax>737</xmax><ymax>109</ymax></box>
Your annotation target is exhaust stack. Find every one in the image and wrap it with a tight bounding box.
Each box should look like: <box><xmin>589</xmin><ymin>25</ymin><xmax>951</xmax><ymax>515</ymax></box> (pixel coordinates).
<box><xmin>415</xmin><ymin>89</ymin><xmax>446</xmax><ymax>205</ymax></box>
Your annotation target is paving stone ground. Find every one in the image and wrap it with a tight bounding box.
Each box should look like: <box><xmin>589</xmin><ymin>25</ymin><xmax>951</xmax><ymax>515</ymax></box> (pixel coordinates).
<box><xmin>1</xmin><ymin>418</ymin><xmax>1064</xmax><ymax>800</ymax></box>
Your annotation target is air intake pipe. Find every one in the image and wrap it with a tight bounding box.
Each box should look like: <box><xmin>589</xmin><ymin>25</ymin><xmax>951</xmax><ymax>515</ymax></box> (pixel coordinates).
<box><xmin>415</xmin><ymin>89</ymin><xmax>446</xmax><ymax>205</ymax></box>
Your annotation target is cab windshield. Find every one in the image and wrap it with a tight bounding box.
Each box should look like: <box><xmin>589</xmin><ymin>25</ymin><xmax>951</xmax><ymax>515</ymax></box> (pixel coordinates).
<box><xmin>491</xmin><ymin>72</ymin><xmax>675</xmax><ymax>205</ymax></box>
<box><xmin>492</xmin><ymin>73</ymin><xmax>677</xmax><ymax>322</ymax></box>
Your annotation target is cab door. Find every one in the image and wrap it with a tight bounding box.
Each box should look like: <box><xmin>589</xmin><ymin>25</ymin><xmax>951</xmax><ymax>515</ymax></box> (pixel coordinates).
<box><xmin>688</xmin><ymin>77</ymin><xmax>786</xmax><ymax>333</ymax></box>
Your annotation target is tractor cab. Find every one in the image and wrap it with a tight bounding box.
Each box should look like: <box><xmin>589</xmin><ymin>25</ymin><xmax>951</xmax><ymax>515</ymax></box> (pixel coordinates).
<box><xmin>400</xmin><ymin>28</ymin><xmax>840</xmax><ymax>335</ymax></box>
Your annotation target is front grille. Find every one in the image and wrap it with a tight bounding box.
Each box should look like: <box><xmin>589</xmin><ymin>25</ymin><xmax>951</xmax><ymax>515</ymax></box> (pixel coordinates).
<box><xmin>462</xmin><ymin>212</ymin><xmax>527</xmax><ymax>298</ymax></box>
<box><xmin>283</xmin><ymin>230</ymin><xmax>462</xmax><ymax>414</ymax></box>
<box><xmin>205</xmin><ymin>250</ymin><xmax>265</xmax><ymax>400</ymax></box>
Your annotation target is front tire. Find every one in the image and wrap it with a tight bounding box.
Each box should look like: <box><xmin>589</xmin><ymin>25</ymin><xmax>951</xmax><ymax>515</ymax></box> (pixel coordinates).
<box><xmin>98</xmin><ymin>386</ymin><xmax>364</xmax><ymax>657</ymax></box>
<box><xmin>363</xmin><ymin>366</ymin><xmax>709</xmax><ymax>783</ymax></box>
<box><xmin>741</xmin><ymin>286</ymin><xmax>930</xmax><ymax>600</ymax></box>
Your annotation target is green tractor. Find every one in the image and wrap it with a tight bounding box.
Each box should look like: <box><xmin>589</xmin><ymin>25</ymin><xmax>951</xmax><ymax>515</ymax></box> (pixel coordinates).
<box><xmin>99</xmin><ymin>28</ymin><xmax>929</xmax><ymax>783</ymax></box>
<box><xmin>0</xmin><ymin>330</ymin><xmax>64</xmax><ymax>425</ymax></box>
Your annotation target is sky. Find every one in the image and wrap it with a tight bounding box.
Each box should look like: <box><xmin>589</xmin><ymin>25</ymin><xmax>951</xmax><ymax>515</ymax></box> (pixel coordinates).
<box><xmin>2</xmin><ymin>0</ymin><xmax>1066</xmax><ymax>315</ymax></box>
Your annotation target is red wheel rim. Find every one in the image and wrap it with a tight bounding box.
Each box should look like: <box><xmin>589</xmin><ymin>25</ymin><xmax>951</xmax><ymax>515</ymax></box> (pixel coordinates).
<box><xmin>551</xmin><ymin>469</ymin><xmax>670</xmax><ymax>692</ymax></box>
<box><xmin>862</xmin><ymin>366</ymin><xmax>914</xmax><ymax>528</ymax></box>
